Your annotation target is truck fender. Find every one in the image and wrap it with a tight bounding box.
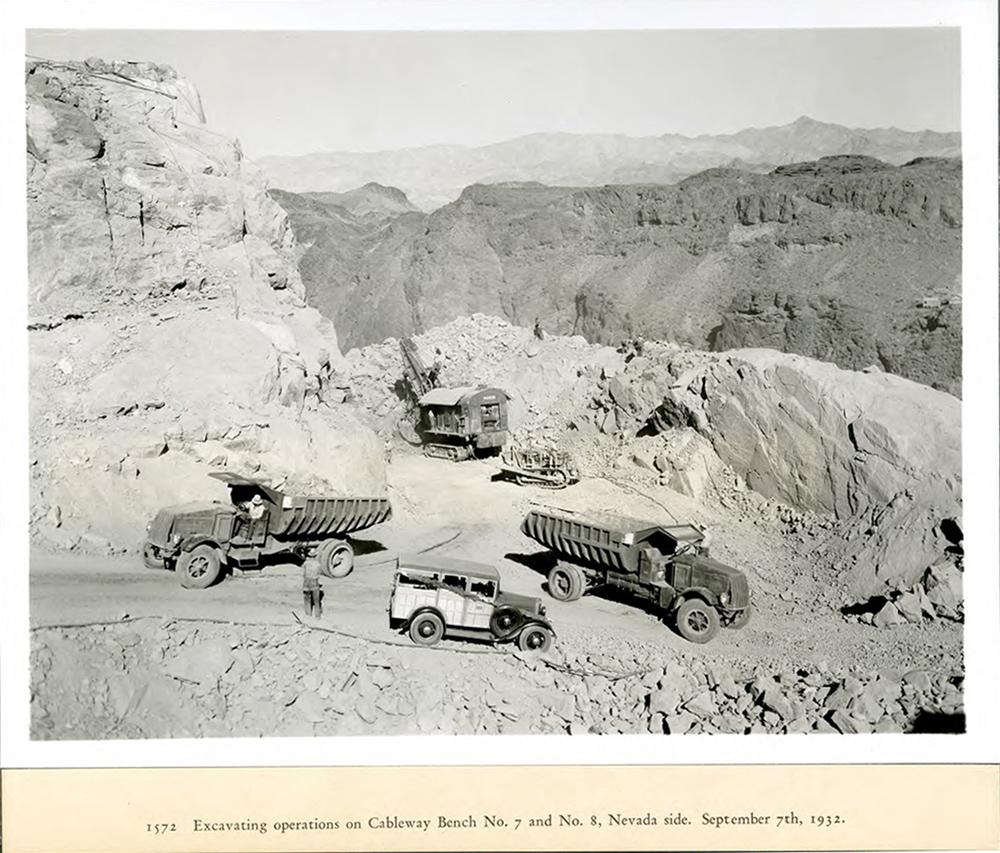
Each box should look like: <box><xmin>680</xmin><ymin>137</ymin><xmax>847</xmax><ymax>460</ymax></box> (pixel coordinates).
<box><xmin>671</xmin><ymin>587</ymin><xmax>719</xmax><ymax>612</ymax></box>
<box><xmin>179</xmin><ymin>536</ymin><xmax>225</xmax><ymax>558</ymax></box>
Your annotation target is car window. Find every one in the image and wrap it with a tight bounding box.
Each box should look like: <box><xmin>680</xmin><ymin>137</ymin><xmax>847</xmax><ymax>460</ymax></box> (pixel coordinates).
<box><xmin>470</xmin><ymin>579</ymin><xmax>496</xmax><ymax>598</ymax></box>
<box><xmin>397</xmin><ymin>571</ymin><xmax>437</xmax><ymax>589</ymax></box>
<box><xmin>441</xmin><ymin>574</ymin><xmax>467</xmax><ymax>592</ymax></box>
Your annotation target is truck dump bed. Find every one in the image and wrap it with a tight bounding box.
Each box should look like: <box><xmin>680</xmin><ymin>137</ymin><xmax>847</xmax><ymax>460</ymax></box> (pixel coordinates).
<box><xmin>273</xmin><ymin>496</ymin><xmax>392</xmax><ymax>539</ymax></box>
<box><xmin>521</xmin><ymin>508</ymin><xmax>704</xmax><ymax>573</ymax></box>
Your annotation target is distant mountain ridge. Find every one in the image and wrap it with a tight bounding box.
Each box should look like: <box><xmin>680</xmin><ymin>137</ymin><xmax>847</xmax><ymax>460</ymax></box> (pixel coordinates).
<box><xmin>258</xmin><ymin>116</ymin><xmax>961</xmax><ymax>210</ymax></box>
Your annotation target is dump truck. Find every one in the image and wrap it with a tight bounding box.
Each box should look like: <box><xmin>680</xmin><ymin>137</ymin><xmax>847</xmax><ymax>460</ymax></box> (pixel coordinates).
<box><xmin>520</xmin><ymin>507</ymin><xmax>750</xmax><ymax>643</ymax></box>
<box><xmin>143</xmin><ymin>472</ymin><xmax>392</xmax><ymax>589</ymax></box>
<box><xmin>389</xmin><ymin>554</ymin><xmax>554</xmax><ymax>651</ymax></box>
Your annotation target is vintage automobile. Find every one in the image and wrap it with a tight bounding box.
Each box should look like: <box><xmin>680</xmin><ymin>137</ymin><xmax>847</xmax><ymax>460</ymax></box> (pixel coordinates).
<box><xmin>388</xmin><ymin>554</ymin><xmax>555</xmax><ymax>651</ymax></box>
<box><xmin>142</xmin><ymin>472</ymin><xmax>392</xmax><ymax>589</ymax></box>
<box><xmin>521</xmin><ymin>507</ymin><xmax>751</xmax><ymax>644</ymax></box>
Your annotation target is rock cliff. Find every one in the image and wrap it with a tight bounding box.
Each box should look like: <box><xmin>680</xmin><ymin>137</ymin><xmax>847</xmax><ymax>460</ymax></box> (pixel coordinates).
<box><xmin>593</xmin><ymin>344</ymin><xmax>961</xmax><ymax>597</ymax></box>
<box><xmin>26</xmin><ymin>58</ymin><xmax>385</xmax><ymax>551</ymax></box>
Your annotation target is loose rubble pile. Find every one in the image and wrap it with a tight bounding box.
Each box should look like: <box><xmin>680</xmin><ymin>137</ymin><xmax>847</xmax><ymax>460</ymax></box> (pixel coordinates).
<box><xmin>850</xmin><ymin>558</ymin><xmax>965</xmax><ymax>629</ymax></box>
<box><xmin>345</xmin><ymin>314</ymin><xmax>624</xmax><ymax>444</ymax></box>
<box><xmin>30</xmin><ymin>618</ymin><xmax>963</xmax><ymax>739</ymax></box>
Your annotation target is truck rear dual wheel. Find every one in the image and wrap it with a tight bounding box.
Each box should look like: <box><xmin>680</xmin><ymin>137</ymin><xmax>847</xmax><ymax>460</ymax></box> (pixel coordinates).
<box><xmin>674</xmin><ymin>598</ymin><xmax>720</xmax><ymax>644</ymax></box>
<box><xmin>317</xmin><ymin>540</ymin><xmax>354</xmax><ymax>579</ymax></box>
<box><xmin>178</xmin><ymin>545</ymin><xmax>222</xmax><ymax>590</ymax></box>
<box><xmin>547</xmin><ymin>564</ymin><xmax>585</xmax><ymax>602</ymax></box>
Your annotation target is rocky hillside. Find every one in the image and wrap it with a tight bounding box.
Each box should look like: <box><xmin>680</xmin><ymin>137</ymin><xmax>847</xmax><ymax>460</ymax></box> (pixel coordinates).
<box><xmin>275</xmin><ymin>156</ymin><xmax>961</xmax><ymax>393</ymax></box>
<box><xmin>26</xmin><ymin>58</ymin><xmax>386</xmax><ymax>552</ymax></box>
<box><xmin>259</xmin><ymin>116</ymin><xmax>960</xmax><ymax>211</ymax></box>
<box><xmin>347</xmin><ymin>315</ymin><xmax>962</xmax><ymax>603</ymax></box>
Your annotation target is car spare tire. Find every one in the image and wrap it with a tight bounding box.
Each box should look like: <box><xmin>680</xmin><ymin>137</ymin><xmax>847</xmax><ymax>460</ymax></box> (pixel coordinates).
<box><xmin>489</xmin><ymin>606</ymin><xmax>524</xmax><ymax>638</ymax></box>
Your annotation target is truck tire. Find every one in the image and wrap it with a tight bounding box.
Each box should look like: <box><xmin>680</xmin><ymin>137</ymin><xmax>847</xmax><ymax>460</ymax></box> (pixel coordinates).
<box><xmin>547</xmin><ymin>564</ymin><xmax>584</xmax><ymax>602</ymax></box>
<box><xmin>178</xmin><ymin>544</ymin><xmax>222</xmax><ymax>590</ymax></box>
<box><xmin>489</xmin><ymin>606</ymin><xmax>524</xmax><ymax>638</ymax></box>
<box><xmin>728</xmin><ymin>605</ymin><xmax>752</xmax><ymax>630</ymax></box>
<box><xmin>674</xmin><ymin>598</ymin><xmax>719</xmax><ymax>644</ymax></box>
<box><xmin>517</xmin><ymin>624</ymin><xmax>553</xmax><ymax>653</ymax></box>
<box><xmin>408</xmin><ymin>611</ymin><xmax>445</xmax><ymax>646</ymax></box>
<box><xmin>318</xmin><ymin>540</ymin><xmax>354</xmax><ymax>579</ymax></box>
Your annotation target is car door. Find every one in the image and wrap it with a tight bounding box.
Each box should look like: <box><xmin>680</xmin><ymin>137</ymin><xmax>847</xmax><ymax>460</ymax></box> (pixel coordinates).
<box><xmin>465</xmin><ymin>578</ymin><xmax>496</xmax><ymax>629</ymax></box>
<box><xmin>438</xmin><ymin>573</ymin><xmax>469</xmax><ymax>627</ymax></box>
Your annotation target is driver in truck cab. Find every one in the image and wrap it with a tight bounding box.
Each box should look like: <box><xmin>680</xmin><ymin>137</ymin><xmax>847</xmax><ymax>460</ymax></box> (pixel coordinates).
<box><xmin>248</xmin><ymin>493</ymin><xmax>265</xmax><ymax>520</ymax></box>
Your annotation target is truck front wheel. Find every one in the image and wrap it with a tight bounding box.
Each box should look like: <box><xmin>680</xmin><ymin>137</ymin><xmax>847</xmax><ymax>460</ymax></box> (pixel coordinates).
<box><xmin>178</xmin><ymin>545</ymin><xmax>222</xmax><ymax>590</ymax></box>
<box><xmin>674</xmin><ymin>598</ymin><xmax>719</xmax><ymax>644</ymax></box>
<box><xmin>547</xmin><ymin>564</ymin><xmax>584</xmax><ymax>602</ymax></box>
<box><xmin>318</xmin><ymin>540</ymin><xmax>354</xmax><ymax>578</ymax></box>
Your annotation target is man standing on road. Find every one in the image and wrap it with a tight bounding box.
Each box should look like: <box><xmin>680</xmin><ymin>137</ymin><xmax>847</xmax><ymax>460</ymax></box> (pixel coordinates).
<box><xmin>303</xmin><ymin>554</ymin><xmax>323</xmax><ymax>618</ymax></box>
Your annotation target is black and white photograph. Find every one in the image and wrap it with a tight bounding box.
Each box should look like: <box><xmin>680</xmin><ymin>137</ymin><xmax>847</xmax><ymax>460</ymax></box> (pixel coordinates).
<box><xmin>16</xmin><ymin>20</ymin><xmax>977</xmax><ymax>745</ymax></box>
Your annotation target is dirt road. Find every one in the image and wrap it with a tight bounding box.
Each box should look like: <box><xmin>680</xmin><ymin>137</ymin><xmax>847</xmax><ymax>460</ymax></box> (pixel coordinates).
<box><xmin>31</xmin><ymin>452</ymin><xmax>960</xmax><ymax>677</ymax></box>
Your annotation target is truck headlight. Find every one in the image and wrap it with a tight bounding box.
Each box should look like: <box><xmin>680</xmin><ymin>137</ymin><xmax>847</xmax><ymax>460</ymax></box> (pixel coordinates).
<box><xmin>720</xmin><ymin>592</ymin><xmax>729</xmax><ymax>607</ymax></box>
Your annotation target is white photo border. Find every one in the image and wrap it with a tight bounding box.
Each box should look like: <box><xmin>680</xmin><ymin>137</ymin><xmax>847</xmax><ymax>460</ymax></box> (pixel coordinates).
<box><xmin>1</xmin><ymin>0</ymin><xmax>996</xmax><ymax>769</ymax></box>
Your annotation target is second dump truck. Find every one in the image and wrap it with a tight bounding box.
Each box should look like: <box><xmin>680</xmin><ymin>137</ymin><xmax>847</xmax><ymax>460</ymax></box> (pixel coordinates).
<box><xmin>521</xmin><ymin>507</ymin><xmax>750</xmax><ymax>643</ymax></box>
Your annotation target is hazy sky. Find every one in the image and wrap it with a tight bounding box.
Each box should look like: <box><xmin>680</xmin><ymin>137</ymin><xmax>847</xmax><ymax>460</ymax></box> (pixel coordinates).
<box><xmin>26</xmin><ymin>28</ymin><xmax>961</xmax><ymax>158</ymax></box>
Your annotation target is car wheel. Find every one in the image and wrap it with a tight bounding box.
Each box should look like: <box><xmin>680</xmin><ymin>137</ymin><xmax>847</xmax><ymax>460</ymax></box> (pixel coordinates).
<box><xmin>408</xmin><ymin>611</ymin><xmax>445</xmax><ymax>646</ymax></box>
<box><xmin>728</xmin><ymin>605</ymin><xmax>752</xmax><ymax>630</ymax></box>
<box><xmin>178</xmin><ymin>545</ymin><xmax>222</xmax><ymax>590</ymax></box>
<box><xmin>517</xmin><ymin>624</ymin><xmax>553</xmax><ymax>653</ymax></box>
<box><xmin>674</xmin><ymin>598</ymin><xmax>719</xmax><ymax>644</ymax></box>
<box><xmin>141</xmin><ymin>542</ymin><xmax>164</xmax><ymax>570</ymax></box>
<box><xmin>489</xmin><ymin>606</ymin><xmax>524</xmax><ymax>638</ymax></box>
<box><xmin>318</xmin><ymin>540</ymin><xmax>354</xmax><ymax>578</ymax></box>
<box><xmin>547</xmin><ymin>564</ymin><xmax>584</xmax><ymax>602</ymax></box>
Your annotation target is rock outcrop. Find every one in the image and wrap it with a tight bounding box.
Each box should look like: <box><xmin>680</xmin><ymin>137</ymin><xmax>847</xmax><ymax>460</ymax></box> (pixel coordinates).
<box><xmin>273</xmin><ymin>156</ymin><xmax>961</xmax><ymax>393</ymax></box>
<box><xmin>27</xmin><ymin>58</ymin><xmax>385</xmax><ymax>551</ymax></box>
<box><xmin>594</xmin><ymin>345</ymin><xmax>961</xmax><ymax>597</ymax></box>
